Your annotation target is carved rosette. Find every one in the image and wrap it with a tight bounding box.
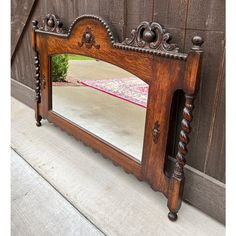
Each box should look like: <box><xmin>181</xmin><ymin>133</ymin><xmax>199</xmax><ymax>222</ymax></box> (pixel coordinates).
<box><xmin>173</xmin><ymin>95</ymin><xmax>194</xmax><ymax>179</ymax></box>
<box><xmin>122</xmin><ymin>21</ymin><xmax>179</xmax><ymax>53</ymax></box>
<box><xmin>78</xmin><ymin>27</ymin><xmax>100</xmax><ymax>49</ymax></box>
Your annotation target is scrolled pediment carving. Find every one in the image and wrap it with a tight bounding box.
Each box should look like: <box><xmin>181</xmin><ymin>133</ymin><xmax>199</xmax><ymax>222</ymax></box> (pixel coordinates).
<box><xmin>122</xmin><ymin>21</ymin><xmax>179</xmax><ymax>53</ymax></box>
<box><xmin>32</xmin><ymin>14</ymin><xmax>66</xmax><ymax>33</ymax></box>
<box><xmin>32</xmin><ymin>14</ymin><xmax>189</xmax><ymax>60</ymax></box>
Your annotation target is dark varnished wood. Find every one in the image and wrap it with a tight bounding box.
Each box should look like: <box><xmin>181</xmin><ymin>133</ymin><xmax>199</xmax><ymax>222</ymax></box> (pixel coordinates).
<box><xmin>32</xmin><ymin>14</ymin><xmax>204</xmax><ymax>221</ymax></box>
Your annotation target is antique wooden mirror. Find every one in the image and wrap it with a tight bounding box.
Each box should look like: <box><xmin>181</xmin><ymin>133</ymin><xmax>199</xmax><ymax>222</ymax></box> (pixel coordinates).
<box><xmin>32</xmin><ymin>14</ymin><xmax>203</xmax><ymax>221</ymax></box>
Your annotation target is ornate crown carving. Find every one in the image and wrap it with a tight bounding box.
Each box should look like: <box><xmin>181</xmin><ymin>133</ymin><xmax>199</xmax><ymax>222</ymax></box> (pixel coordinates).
<box><xmin>122</xmin><ymin>21</ymin><xmax>179</xmax><ymax>53</ymax></box>
<box><xmin>32</xmin><ymin>14</ymin><xmax>201</xmax><ymax>60</ymax></box>
<box><xmin>32</xmin><ymin>14</ymin><xmax>66</xmax><ymax>33</ymax></box>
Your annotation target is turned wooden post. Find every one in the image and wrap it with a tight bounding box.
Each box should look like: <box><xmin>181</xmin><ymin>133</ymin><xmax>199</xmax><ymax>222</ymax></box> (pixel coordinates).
<box><xmin>32</xmin><ymin>20</ymin><xmax>42</xmax><ymax>126</ymax></box>
<box><xmin>174</xmin><ymin>95</ymin><xmax>194</xmax><ymax>179</ymax></box>
<box><xmin>167</xmin><ymin>36</ymin><xmax>204</xmax><ymax>221</ymax></box>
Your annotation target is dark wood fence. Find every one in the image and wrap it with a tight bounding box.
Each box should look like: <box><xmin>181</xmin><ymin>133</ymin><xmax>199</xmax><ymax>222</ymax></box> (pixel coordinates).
<box><xmin>11</xmin><ymin>0</ymin><xmax>225</xmax><ymax>223</ymax></box>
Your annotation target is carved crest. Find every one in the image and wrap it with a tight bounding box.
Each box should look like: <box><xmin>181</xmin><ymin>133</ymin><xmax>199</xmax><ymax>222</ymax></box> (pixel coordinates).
<box><xmin>122</xmin><ymin>21</ymin><xmax>179</xmax><ymax>53</ymax></box>
<box><xmin>78</xmin><ymin>27</ymin><xmax>100</xmax><ymax>49</ymax></box>
<box><xmin>32</xmin><ymin>14</ymin><xmax>191</xmax><ymax>60</ymax></box>
<box><xmin>33</xmin><ymin>14</ymin><xmax>66</xmax><ymax>33</ymax></box>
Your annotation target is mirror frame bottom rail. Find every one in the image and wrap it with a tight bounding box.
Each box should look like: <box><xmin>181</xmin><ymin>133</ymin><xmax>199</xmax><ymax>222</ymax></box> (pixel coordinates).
<box><xmin>32</xmin><ymin>14</ymin><xmax>204</xmax><ymax>222</ymax></box>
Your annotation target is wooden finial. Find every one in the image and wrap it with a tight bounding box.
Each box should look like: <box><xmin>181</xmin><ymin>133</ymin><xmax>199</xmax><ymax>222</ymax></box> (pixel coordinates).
<box><xmin>191</xmin><ymin>36</ymin><xmax>204</xmax><ymax>52</ymax></box>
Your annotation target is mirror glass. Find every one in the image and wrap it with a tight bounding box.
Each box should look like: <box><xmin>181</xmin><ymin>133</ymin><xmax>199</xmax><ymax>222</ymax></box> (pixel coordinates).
<box><xmin>51</xmin><ymin>54</ymin><xmax>148</xmax><ymax>162</ymax></box>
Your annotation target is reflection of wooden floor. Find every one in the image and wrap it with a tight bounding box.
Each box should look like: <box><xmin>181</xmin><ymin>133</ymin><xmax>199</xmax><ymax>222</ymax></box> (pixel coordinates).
<box><xmin>52</xmin><ymin>86</ymin><xmax>146</xmax><ymax>161</ymax></box>
<box><xmin>11</xmin><ymin>97</ymin><xmax>225</xmax><ymax>236</ymax></box>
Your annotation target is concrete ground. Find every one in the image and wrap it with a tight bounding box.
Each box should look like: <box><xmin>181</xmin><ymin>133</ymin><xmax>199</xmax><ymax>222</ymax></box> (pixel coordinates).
<box><xmin>53</xmin><ymin>60</ymin><xmax>147</xmax><ymax>161</ymax></box>
<box><xmin>11</xmin><ymin>149</ymin><xmax>104</xmax><ymax>236</ymax></box>
<box><xmin>11</xmin><ymin>97</ymin><xmax>225</xmax><ymax>236</ymax></box>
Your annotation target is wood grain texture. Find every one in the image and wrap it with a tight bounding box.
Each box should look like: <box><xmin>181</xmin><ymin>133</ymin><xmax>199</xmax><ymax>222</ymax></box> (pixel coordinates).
<box><xmin>11</xmin><ymin>149</ymin><xmax>104</xmax><ymax>236</ymax></box>
<box><xmin>153</xmin><ymin>0</ymin><xmax>188</xmax><ymax>28</ymax></box>
<box><xmin>204</xmin><ymin>50</ymin><xmax>225</xmax><ymax>182</ymax></box>
<box><xmin>11</xmin><ymin>97</ymin><xmax>226</xmax><ymax>233</ymax></box>
<box><xmin>187</xmin><ymin>0</ymin><xmax>225</xmax><ymax>31</ymax></box>
<box><xmin>11</xmin><ymin>0</ymin><xmax>37</xmax><ymax>58</ymax></box>
<box><xmin>11</xmin><ymin>79</ymin><xmax>34</xmax><ymax>108</ymax></box>
<box><xmin>125</xmin><ymin>0</ymin><xmax>153</xmax><ymax>38</ymax></box>
<box><xmin>99</xmin><ymin>0</ymin><xmax>125</xmax><ymax>40</ymax></box>
<box><xmin>11</xmin><ymin>23</ymin><xmax>36</xmax><ymax>88</ymax></box>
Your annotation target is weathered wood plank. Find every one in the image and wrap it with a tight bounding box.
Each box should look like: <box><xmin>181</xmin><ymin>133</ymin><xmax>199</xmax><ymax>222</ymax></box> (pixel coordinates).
<box><xmin>125</xmin><ymin>0</ymin><xmax>153</xmax><ymax>38</ymax></box>
<box><xmin>205</xmin><ymin>50</ymin><xmax>225</xmax><ymax>182</ymax></box>
<box><xmin>11</xmin><ymin>0</ymin><xmax>37</xmax><ymax>58</ymax></box>
<box><xmin>99</xmin><ymin>0</ymin><xmax>125</xmax><ymax>40</ymax></box>
<box><xmin>11</xmin><ymin>25</ymin><xmax>35</xmax><ymax>88</ymax></box>
<box><xmin>11</xmin><ymin>149</ymin><xmax>104</xmax><ymax>236</ymax></box>
<box><xmin>11</xmin><ymin>79</ymin><xmax>34</xmax><ymax>108</ymax></box>
<box><xmin>153</xmin><ymin>0</ymin><xmax>188</xmax><ymax>28</ymax></box>
<box><xmin>187</xmin><ymin>0</ymin><xmax>225</xmax><ymax>31</ymax></box>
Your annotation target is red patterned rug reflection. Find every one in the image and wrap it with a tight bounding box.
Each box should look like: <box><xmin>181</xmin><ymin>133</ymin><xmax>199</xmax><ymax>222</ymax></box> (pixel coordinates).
<box><xmin>79</xmin><ymin>77</ymin><xmax>148</xmax><ymax>108</ymax></box>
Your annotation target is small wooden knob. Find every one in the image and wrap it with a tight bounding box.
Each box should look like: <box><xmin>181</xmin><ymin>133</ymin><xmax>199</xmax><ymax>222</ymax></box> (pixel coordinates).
<box><xmin>47</xmin><ymin>18</ymin><xmax>55</xmax><ymax>27</ymax></box>
<box><xmin>85</xmin><ymin>32</ymin><xmax>92</xmax><ymax>43</ymax></box>
<box><xmin>191</xmin><ymin>36</ymin><xmax>204</xmax><ymax>51</ymax></box>
<box><xmin>143</xmin><ymin>29</ymin><xmax>156</xmax><ymax>43</ymax></box>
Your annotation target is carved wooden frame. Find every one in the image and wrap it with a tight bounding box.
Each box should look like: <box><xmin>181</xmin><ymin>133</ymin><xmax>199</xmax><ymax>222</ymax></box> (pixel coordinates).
<box><xmin>32</xmin><ymin>14</ymin><xmax>203</xmax><ymax>221</ymax></box>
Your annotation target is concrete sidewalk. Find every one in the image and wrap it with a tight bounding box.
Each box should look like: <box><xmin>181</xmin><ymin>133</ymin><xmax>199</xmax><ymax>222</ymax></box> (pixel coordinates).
<box><xmin>11</xmin><ymin>149</ymin><xmax>104</xmax><ymax>236</ymax></box>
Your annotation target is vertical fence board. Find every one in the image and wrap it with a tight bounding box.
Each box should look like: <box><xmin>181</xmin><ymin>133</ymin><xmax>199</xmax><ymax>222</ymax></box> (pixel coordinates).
<box><xmin>11</xmin><ymin>0</ymin><xmax>37</xmax><ymax>57</ymax></box>
<box><xmin>205</xmin><ymin>51</ymin><xmax>225</xmax><ymax>182</ymax></box>
<box><xmin>187</xmin><ymin>0</ymin><xmax>225</xmax><ymax>31</ymax></box>
<box><xmin>125</xmin><ymin>0</ymin><xmax>153</xmax><ymax>38</ymax></box>
<box><xmin>153</xmin><ymin>0</ymin><xmax>188</xmax><ymax>28</ymax></box>
<box><xmin>99</xmin><ymin>0</ymin><xmax>125</xmax><ymax>40</ymax></box>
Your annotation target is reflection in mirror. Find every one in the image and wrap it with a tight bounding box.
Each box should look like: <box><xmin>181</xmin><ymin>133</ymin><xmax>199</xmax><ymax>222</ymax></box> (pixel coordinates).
<box><xmin>51</xmin><ymin>54</ymin><xmax>149</xmax><ymax>162</ymax></box>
